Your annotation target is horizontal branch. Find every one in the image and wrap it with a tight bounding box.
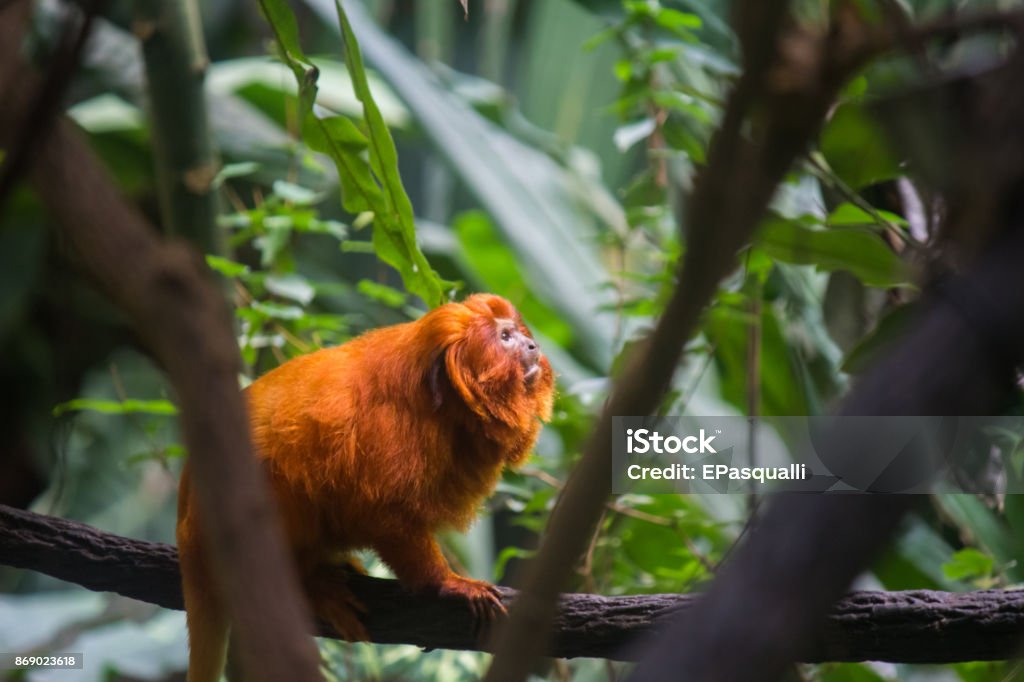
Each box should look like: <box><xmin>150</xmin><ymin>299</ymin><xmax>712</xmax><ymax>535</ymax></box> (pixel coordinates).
<box><xmin>1</xmin><ymin>504</ymin><xmax>1023</xmax><ymax>663</ymax></box>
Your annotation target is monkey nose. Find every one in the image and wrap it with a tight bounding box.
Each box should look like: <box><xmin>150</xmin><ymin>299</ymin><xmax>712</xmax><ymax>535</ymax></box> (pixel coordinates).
<box><xmin>522</xmin><ymin>338</ymin><xmax>539</xmax><ymax>363</ymax></box>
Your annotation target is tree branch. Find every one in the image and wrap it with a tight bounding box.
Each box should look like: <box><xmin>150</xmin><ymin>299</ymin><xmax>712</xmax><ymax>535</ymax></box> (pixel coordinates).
<box><xmin>2</xmin><ymin>504</ymin><xmax>1024</xmax><ymax>664</ymax></box>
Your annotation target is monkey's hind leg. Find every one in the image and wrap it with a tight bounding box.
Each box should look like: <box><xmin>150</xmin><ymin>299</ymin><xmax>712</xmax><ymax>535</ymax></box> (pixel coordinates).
<box><xmin>303</xmin><ymin>556</ymin><xmax>370</xmax><ymax>642</ymax></box>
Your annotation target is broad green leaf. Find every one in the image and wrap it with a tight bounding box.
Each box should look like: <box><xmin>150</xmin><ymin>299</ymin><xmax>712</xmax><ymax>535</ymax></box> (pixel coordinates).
<box><xmin>68</xmin><ymin>94</ymin><xmax>143</xmax><ymax>133</ymax></box>
<box><xmin>820</xmin><ymin>103</ymin><xmax>900</xmax><ymax>190</ymax></box>
<box><xmin>53</xmin><ymin>399</ymin><xmax>178</xmax><ymax>417</ymax></box>
<box><xmin>758</xmin><ymin>218</ymin><xmax>910</xmax><ymax>289</ymax></box>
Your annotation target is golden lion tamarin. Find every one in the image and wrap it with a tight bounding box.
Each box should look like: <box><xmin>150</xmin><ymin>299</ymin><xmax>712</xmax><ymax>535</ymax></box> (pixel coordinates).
<box><xmin>176</xmin><ymin>294</ymin><xmax>555</xmax><ymax>682</ymax></box>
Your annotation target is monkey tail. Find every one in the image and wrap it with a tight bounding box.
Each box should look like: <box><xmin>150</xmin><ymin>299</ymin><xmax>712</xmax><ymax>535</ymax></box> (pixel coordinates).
<box><xmin>178</xmin><ymin>470</ymin><xmax>229</xmax><ymax>682</ymax></box>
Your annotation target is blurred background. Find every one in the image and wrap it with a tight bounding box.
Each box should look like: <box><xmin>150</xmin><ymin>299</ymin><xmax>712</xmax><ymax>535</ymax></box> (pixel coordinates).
<box><xmin>3</xmin><ymin>0</ymin><xmax>1024</xmax><ymax>679</ymax></box>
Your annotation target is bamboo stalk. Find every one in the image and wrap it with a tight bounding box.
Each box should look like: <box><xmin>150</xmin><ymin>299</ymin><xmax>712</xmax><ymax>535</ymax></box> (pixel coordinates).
<box><xmin>133</xmin><ymin>0</ymin><xmax>220</xmax><ymax>255</ymax></box>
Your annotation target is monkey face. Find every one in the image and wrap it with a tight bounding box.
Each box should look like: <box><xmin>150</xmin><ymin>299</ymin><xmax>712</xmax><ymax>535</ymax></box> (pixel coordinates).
<box><xmin>423</xmin><ymin>294</ymin><xmax>554</xmax><ymax>420</ymax></box>
<box><xmin>494</xmin><ymin>318</ymin><xmax>541</xmax><ymax>381</ymax></box>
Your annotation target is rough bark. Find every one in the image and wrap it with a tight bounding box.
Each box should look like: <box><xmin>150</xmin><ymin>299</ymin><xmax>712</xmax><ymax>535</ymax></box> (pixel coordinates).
<box><xmin>2</xmin><ymin>504</ymin><xmax>1024</xmax><ymax>664</ymax></box>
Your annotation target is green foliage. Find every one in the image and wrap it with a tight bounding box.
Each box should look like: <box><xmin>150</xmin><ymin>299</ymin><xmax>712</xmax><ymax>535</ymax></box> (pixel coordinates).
<box><xmin>215</xmin><ymin>181</ymin><xmax>361</xmax><ymax>366</ymax></box>
<box><xmin>820</xmin><ymin>103</ymin><xmax>901</xmax><ymax>190</ymax></box>
<box><xmin>757</xmin><ymin>215</ymin><xmax>911</xmax><ymax>289</ymax></box>
<box><xmin>704</xmin><ymin>299</ymin><xmax>812</xmax><ymax>416</ymax></box>
<box><xmin>258</xmin><ymin>0</ymin><xmax>454</xmax><ymax>307</ymax></box>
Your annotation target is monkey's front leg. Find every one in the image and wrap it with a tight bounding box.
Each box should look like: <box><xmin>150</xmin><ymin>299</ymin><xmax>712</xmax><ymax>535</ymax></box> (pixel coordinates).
<box><xmin>374</xmin><ymin>531</ymin><xmax>506</xmax><ymax>620</ymax></box>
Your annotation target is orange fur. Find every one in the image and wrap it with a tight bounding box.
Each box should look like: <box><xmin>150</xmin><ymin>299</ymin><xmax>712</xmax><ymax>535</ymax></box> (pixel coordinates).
<box><xmin>177</xmin><ymin>294</ymin><xmax>554</xmax><ymax>682</ymax></box>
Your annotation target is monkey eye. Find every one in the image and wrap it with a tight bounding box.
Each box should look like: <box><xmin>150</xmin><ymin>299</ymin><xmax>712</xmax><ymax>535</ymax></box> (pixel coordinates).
<box><xmin>500</xmin><ymin>328</ymin><xmax>514</xmax><ymax>345</ymax></box>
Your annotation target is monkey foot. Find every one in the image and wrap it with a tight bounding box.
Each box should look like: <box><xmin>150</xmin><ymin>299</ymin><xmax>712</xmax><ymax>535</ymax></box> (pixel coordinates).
<box><xmin>437</xmin><ymin>575</ymin><xmax>507</xmax><ymax>624</ymax></box>
<box><xmin>317</xmin><ymin>590</ymin><xmax>369</xmax><ymax>642</ymax></box>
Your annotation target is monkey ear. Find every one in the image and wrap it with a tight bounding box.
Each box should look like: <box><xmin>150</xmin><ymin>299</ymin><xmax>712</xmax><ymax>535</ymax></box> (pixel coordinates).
<box><xmin>442</xmin><ymin>342</ymin><xmax>493</xmax><ymax>421</ymax></box>
<box><xmin>428</xmin><ymin>351</ymin><xmax>448</xmax><ymax>411</ymax></box>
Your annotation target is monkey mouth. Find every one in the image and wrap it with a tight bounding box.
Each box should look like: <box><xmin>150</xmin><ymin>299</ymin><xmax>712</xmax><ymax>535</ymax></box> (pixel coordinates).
<box><xmin>523</xmin><ymin>363</ymin><xmax>540</xmax><ymax>381</ymax></box>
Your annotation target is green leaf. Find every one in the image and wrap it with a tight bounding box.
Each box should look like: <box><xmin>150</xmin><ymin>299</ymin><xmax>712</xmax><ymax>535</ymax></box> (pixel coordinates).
<box><xmin>258</xmin><ymin>0</ymin><xmax>318</xmax><ymax>110</ymax></box>
<box><xmin>341</xmin><ymin>240</ymin><xmax>376</xmax><ymax>254</ymax></box>
<box><xmin>942</xmin><ymin>548</ymin><xmax>994</xmax><ymax>582</ymax></box>
<box><xmin>704</xmin><ymin>301</ymin><xmax>811</xmax><ymax>417</ymax></box>
<box><xmin>257</xmin><ymin>0</ymin><xmax>452</xmax><ymax>307</ymax></box>
<box><xmin>655</xmin><ymin>8</ymin><xmax>702</xmax><ymax>30</ymax></box>
<box><xmin>357</xmin><ymin>279</ymin><xmax>407</xmax><ymax>308</ymax></box>
<box><xmin>53</xmin><ymin>399</ymin><xmax>178</xmax><ymax>417</ymax></box>
<box><xmin>820</xmin><ymin>103</ymin><xmax>901</xmax><ymax>190</ymax></box>
<box><xmin>827</xmin><ymin>202</ymin><xmax>906</xmax><ymax>228</ymax></box>
<box><xmin>758</xmin><ymin>218</ymin><xmax>910</xmax><ymax>289</ymax></box>
<box><xmin>253</xmin><ymin>222</ymin><xmax>293</xmax><ymax>267</ymax></box>
<box><xmin>250</xmin><ymin>301</ymin><xmax>306</xmax><ymax>320</ymax></box>
<box><xmin>301</xmin><ymin>219</ymin><xmax>347</xmax><ymax>239</ymax></box>
<box><xmin>265</xmin><ymin>274</ymin><xmax>316</xmax><ymax>305</ymax></box>
<box><xmin>302</xmin><ymin>114</ymin><xmax>378</xmax><ymax>215</ymax></box>
<box><xmin>205</xmin><ymin>254</ymin><xmax>251</xmax><ymax>278</ymax></box>
<box><xmin>493</xmin><ymin>546</ymin><xmax>535</xmax><ymax>582</ymax></box>
<box><xmin>333</xmin><ymin>0</ymin><xmax>451</xmax><ymax>307</ymax></box>
<box><xmin>213</xmin><ymin>161</ymin><xmax>260</xmax><ymax>187</ymax></box>
<box><xmin>272</xmin><ymin>180</ymin><xmax>321</xmax><ymax>205</ymax></box>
